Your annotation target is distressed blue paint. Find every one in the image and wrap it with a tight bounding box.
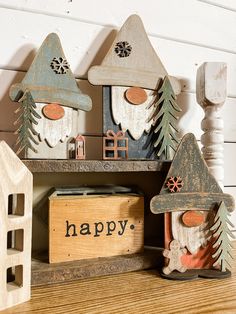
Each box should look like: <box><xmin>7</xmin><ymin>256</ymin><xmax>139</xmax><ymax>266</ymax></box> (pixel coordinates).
<box><xmin>10</xmin><ymin>33</ymin><xmax>92</xmax><ymax>111</ymax></box>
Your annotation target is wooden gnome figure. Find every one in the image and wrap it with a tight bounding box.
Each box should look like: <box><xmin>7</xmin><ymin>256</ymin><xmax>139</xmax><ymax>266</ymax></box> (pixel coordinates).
<box><xmin>88</xmin><ymin>15</ymin><xmax>181</xmax><ymax>159</ymax></box>
<box><xmin>9</xmin><ymin>33</ymin><xmax>92</xmax><ymax>159</ymax></box>
<box><xmin>150</xmin><ymin>133</ymin><xmax>235</xmax><ymax>279</ymax></box>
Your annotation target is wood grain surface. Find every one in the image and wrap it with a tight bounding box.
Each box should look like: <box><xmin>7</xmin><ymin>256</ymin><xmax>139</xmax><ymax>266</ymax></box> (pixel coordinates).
<box><xmin>151</xmin><ymin>192</ymin><xmax>235</xmax><ymax>213</ymax></box>
<box><xmin>2</xmin><ymin>246</ymin><xmax>236</xmax><ymax>314</ymax></box>
<box><xmin>196</xmin><ymin>62</ymin><xmax>227</xmax><ymax>188</ymax></box>
<box><xmin>0</xmin><ymin>141</ymin><xmax>33</xmax><ymax>311</ymax></box>
<box><xmin>1</xmin><ymin>2</ymin><xmax>236</xmax><ymax>75</ymax></box>
<box><xmin>22</xmin><ymin>159</ymin><xmax>170</xmax><ymax>173</ymax></box>
<box><xmin>111</xmin><ymin>86</ymin><xmax>154</xmax><ymax>141</ymax></box>
<box><xmin>31</xmin><ymin>248</ymin><xmax>162</xmax><ymax>286</ymax></box>
<box><xmin>49</xmin><ymin>194</ymin><xmax>144</xmax><ymax>263</ymax></box>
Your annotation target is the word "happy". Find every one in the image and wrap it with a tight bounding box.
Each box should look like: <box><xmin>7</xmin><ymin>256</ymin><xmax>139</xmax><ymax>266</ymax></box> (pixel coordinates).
<box><xmin>65</xmin><ymin>219</ymin><xmax>135</xmax><ymax>238</ymax></box>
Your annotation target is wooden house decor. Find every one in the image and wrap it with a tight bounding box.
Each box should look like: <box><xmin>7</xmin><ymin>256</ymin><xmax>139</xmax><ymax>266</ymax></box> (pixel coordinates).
<box><xmin>10</xmin><ymin>33</ymin><xmax>92</xmax><ymax>159</ymax></box>
<box><xmin>103</xmin><ymin>130</ymin><xmax>128</xmax><ymax>160</ymax></box>
<box><xmin>48</xmin><ymin>186</ymin><xmax>144</xmax><ymax>263</ymax></box>
<box><xmin>0</xmin><ymin>141</ymin><xmax>32</xmax><ymax>311</ymax></box>
<box><xmin>88</xmin><ymin>14</ymin><xmax>181</xmax><ymax>159</ymax></box>
<box><xmin>75</xmin><ymin>134</ymin><xmax>86</xmax><ymax>160</ymax></box>
<box><xmin>150</xmin><ymin>133</ymin><xmax>235</xmax><ymax>280</ymax></box>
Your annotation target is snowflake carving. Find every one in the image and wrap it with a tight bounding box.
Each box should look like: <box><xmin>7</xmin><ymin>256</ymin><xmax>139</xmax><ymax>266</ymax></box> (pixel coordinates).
<box><xmin>114</xmin><ymin>41</ymin><xmax>132</xmax><ymax>58</ymax></box>
<box><xmin>166</xmin><ymin>176</ymin><xmax>183</xmax><ymax>193</ymax></box>
<box><xmin>50</xmin><ymin>57</ymin><xmax>70</xmax><ymax>74</ymax></box>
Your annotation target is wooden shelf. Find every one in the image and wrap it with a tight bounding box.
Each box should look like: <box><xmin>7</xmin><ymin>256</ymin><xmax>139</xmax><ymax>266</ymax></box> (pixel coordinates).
<box><xmin>25</xmin><ymin>159</ymin><xmax>166</xmax><ymax>287</ymax></box>
<box><xmin>31</xmin><ymin>248</ymin><xmax>162</xmax><ymax>286</ymax></box>
<box><xmin>22</xmin><ymin>159</ymin><xmax>170</xmax><ymax>173</ymax></box>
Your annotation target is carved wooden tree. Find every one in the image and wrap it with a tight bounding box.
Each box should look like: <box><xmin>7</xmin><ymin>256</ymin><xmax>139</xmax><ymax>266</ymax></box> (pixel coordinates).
<box><xmin>151</xmin><ymin>76</ymin><xmax>181</xmax><ymax>160</ymax></box>
<box><xmin>14</xmin><ymin>90</ymin><xmax>41</xmax><ymax>155</ymax></box>
<box><xmin>210</xmin><ymin>201</ymin><xmax>235</xmax><ymax>272</ymax></box>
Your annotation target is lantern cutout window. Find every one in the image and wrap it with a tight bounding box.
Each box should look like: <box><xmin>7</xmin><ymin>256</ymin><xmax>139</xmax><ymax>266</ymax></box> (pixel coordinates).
<box><xmin>103</xmin><ymin>130</ymin><xmax>128</xmax><ymax>160</ymax></box>
<box><xmin>75</xmin><ymin>135</ymin><xmax>85</xmax><ymax>160</ymax></box>
<box><xmin>8</xmin><ymin>194</ymin><xmax>25</xmax><ymax>216</ymax></box>
<box><xmin>7</xmin><ymin>229</ymin><xmax>24</xmax><ymax>253</ymax></box>
<box><xmin>7</xmin><ymin>265</ymin><xmax>23</xmax><ymax>289</ymax></box>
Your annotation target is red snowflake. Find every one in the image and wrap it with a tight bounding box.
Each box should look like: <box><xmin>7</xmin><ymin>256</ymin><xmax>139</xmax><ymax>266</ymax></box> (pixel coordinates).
<box><xmin>166</xmin><ymin>176</ymin><xmax>183</xmax><ymax>193</ymax></box>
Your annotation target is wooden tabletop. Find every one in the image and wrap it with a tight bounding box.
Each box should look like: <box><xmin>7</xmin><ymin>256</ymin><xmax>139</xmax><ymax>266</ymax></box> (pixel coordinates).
<box><xmin>2</xmin><ymin>251</ymin><xmax>236</xmax><ymax>314</ymax></box>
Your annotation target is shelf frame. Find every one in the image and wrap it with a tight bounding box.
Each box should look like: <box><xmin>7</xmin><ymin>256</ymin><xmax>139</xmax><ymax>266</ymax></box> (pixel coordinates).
<box><xmin>22</xmin><ymin>159</ymin><xmax>170</xmax><ymax>173</ymax></box>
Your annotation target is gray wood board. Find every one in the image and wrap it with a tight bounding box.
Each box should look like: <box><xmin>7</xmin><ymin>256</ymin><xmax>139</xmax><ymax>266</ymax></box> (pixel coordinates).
<box><xmin>22</xmin><ymin>159</ymin><xmax>170</xmax><ymax>173</ymax></box>
<box><xmin>160</xmin><ymin>133</ymin><xmax>223</xmax><ymax>194</ymax></box>
<box><xmin>151</xmin><ymin>192</ymin><xmax>235</xmax><ymax>214</ymax></box>
<box><xmin>150</xmin><ymin>134</ymin><xmax>235</xmax><ymax>214</ymax></box>
<box><xmin>31</xmin><ymin>248</ymin><xmax>162</xmax><ymax>286</ymax></box>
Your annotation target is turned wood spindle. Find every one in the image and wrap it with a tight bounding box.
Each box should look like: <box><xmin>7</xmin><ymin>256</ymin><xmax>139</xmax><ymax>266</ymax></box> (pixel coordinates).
<box><xmin>196</xmin><ymin>62</ymin><xmax>227</xmax><ymax>189</ymax></box>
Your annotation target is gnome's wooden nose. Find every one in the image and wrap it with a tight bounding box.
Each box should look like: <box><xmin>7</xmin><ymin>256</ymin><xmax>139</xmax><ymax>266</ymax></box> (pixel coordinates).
<box><xmin>42</xmin><ymin>103</ymin><xmax>65</xmax><ymax>120</ymax></box>
<box><xmin>125</xmin><ymin>87</ymin><xmax>148</xmax><ymax>105</ymax></box>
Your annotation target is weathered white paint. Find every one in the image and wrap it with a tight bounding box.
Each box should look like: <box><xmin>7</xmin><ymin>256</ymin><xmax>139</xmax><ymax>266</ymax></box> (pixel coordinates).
<box><xmin>0</xmin><ymin>141</ymin><xmax>32</xmax><ymax>310</ymax></box>
<box><xmin>0</xmin><ymin>1</ymin><xmax>236</xmax><ymax>52</ymax></box>
<box><xmin>198</xmin><ymin>0</ymin><xmax>236</xmax><ymax>11</ymax></box>
<box><xmin>2</xmin><ymin>70</ymin><xmax>236</xmax><ymax>144</ymax></box>
<box><xmin>177</xmin><ymin>93</ymin><xmax>236</xmax><ymax>142</ymax></box>
<box><xmin>0</xmin><ymin>0</ymin><xmax>235</xmax><ymax>231</ymax></box>
<box><xmin>197</xmin><ymin>62</ymin><xmax>227</xmax><ymax>188</ymax></box>
<box><xmin>0</xmin><ymin>7</ymin><xmax>235</xmax><ymax>95</ymax></box>
<box><xmin>35</xmin><ymin>103</ymin><xmax>73</xmax><ymax>148</ymax></box>
<box><xmin>171</xmin><ymin>211</ymin><xmax>209</xmax><ymax>254</ymax></box>
<box><xmin>111</xmin><ymin>87</ymin><xmax>154</xmax><ymax>140</ymax></box>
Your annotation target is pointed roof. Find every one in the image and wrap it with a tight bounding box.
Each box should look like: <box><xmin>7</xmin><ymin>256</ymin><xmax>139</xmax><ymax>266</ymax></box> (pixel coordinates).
<box><xmin>150</xmin><ymin>133</ymin><xmax>234</xmax><ymax>214</ymax></box>
<box><xmin>88</xmin><ymin>15</ymin><xmax>180</xmax><ymax>94</ymax></box>
<box><xmin>161</xmin><ymin>133</ymin><xmax>222</xmax><ymax>194</ymax></box>
<box><xmin>10</xmin><ymin>33</ymin><xmax>92</xmax><ymax>111</ymax></box>
<box><xmin>0</xmin><ymin>141</ymin><xmax>32</xmax><ymax>184</ymax></box>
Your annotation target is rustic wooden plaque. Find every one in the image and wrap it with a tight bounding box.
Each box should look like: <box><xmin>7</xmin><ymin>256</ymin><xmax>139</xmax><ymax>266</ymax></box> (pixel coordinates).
<box><xmin>49</xmin><ymin>192</ymin><xmax>144</xmax><ymax>263</ymax></box>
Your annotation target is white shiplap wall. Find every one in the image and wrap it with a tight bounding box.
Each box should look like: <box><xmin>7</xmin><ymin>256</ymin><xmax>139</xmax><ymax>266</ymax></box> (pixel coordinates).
<box><xmin>0</xmin><ymin>0</ymin><xmax>236</xmax><ymax>228</ymax></box>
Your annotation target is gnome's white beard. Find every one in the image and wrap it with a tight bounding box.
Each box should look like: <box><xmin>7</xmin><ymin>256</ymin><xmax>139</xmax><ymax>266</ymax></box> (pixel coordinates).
<box><xmin>111</xmin><ymin>86</ymin><xmax>154</xmax><ymax>140</ymax></box>
<box><xmin>35</xmin><ymin>103</ymin><xmax>73</xmax><ymax>147</ymax></box>
<box><xmin>171</xmin><ymin>211</ymin><xmax>209</xmax><ymax>254</ymax></box>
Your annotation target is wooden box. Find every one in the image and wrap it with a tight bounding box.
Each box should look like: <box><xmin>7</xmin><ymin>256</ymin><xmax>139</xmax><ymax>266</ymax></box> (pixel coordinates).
<box><xmin>49</xmin><ymin>186</ymin><xmax>144</xmax><ymax>263</ymax></box>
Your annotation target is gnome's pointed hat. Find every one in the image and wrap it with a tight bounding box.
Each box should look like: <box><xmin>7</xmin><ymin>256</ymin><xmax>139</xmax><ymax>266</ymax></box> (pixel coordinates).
<box><xmin>88</xmin><ymin>15</ymin><xmax>180</xmax><ymax>94</ymax></box>
<box><xmin>10</xmin><ymin>33</ymin><xmax>92</xmax><ymax>111</ymax></box>
<box><xmin>150</xmin><ymin>133</ymin><xmax>234</xmax><ymax>214</ymax></box>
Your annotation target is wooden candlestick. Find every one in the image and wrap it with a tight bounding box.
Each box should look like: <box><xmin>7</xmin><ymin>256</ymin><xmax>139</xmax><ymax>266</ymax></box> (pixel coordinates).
<box><xmin>196</xmin><ymin>62</ymin><xmax>227</xmax><ymax>189</ymax></box>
